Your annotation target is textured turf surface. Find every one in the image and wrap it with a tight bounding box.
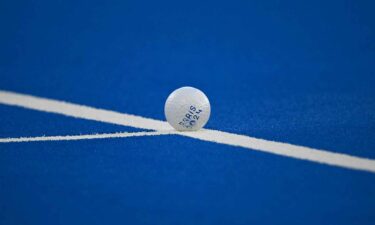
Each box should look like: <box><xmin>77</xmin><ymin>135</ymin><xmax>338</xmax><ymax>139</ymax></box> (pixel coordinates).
<box><xmin>1</xmin><ymin>0</ymin><xmax>374</xmax><ymax>224</ymax></box>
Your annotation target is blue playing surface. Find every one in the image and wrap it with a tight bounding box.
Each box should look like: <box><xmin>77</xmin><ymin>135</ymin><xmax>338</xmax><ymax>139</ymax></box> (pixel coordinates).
<box><xmin>1</xmin><ymin>0</ymin><xmax>375</xmax><ymax>224</ymax></box>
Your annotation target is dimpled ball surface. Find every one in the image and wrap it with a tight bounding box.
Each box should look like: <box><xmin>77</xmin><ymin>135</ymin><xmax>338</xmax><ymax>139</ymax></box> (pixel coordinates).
<box><xmin>164</xmin><ymin>87</ymin><xmax>211</xmax><ymax>131</ymax></box>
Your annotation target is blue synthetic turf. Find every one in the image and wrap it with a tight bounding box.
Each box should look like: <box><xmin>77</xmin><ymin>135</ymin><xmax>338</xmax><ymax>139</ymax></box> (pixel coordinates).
<box><xmin>0</xmin><ymin>104</ymin><xmax>144</xmax><ymax>138</ymax></box>
<box><xmin>0</xmin><ymin>0</ymin><xmax>374</xmax><ymax>224</ymax></box>
<box><xmin>1</xmin><ymin>136</ymin><xmax>375</xmax><ymax>225</ymax></box>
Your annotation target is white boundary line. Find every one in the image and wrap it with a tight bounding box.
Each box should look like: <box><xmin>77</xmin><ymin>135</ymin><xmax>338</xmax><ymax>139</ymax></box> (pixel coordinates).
<box><xmin>1</xmin><ymin>90</ymin><xmax>375</xmax><ymax>173</ymax></box>
<box><xmin>0</xmin><ymin>131</ymin><xmax>174</xmax><ymax>143</ymax></box>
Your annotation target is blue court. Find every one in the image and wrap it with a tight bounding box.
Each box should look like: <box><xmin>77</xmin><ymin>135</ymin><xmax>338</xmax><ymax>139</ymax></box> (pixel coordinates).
<box><xmin>1</xmin><ymin>0</ymin><xmax>375</xmax><ymax>224</ymax></box>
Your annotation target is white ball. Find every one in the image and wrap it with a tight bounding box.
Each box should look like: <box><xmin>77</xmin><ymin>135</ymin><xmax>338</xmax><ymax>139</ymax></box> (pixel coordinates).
<box><xmin>164</xmin><ymin>87</ymin><xmax>211</xmax><ymax>131</ymax></box>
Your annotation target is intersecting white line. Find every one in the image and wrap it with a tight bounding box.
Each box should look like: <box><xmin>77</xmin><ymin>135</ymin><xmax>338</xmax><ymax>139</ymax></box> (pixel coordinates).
<box><xmin>1</xmin><ymin>90</ymin><xmax>375</xmax><ymax>173</ymax></box>
<box><xmin>0</xmin><ymin>131</ymin><xmax>175</xmax><ymax>143</ymax></box>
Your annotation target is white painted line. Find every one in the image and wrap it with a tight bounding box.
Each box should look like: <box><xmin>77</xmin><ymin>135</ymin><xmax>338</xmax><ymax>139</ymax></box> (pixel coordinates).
<box><xmin>0</xmin><ymin>131</ymin><xmax>175</xmax><ymax>143</ymax></box>
<box><xmin>1</xmin><ymin>90</ymin><xmax>375</xmax><ymax>173</ymax></box>
<box><xmin>0</xmin><ymin>90</ymin><xmax>171</xmax><ymax>131</ymax></box>
<box><xmin>181</xmin><ymin>130</ymin><xmax>375</xmax><ymax>173</ymax></box>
